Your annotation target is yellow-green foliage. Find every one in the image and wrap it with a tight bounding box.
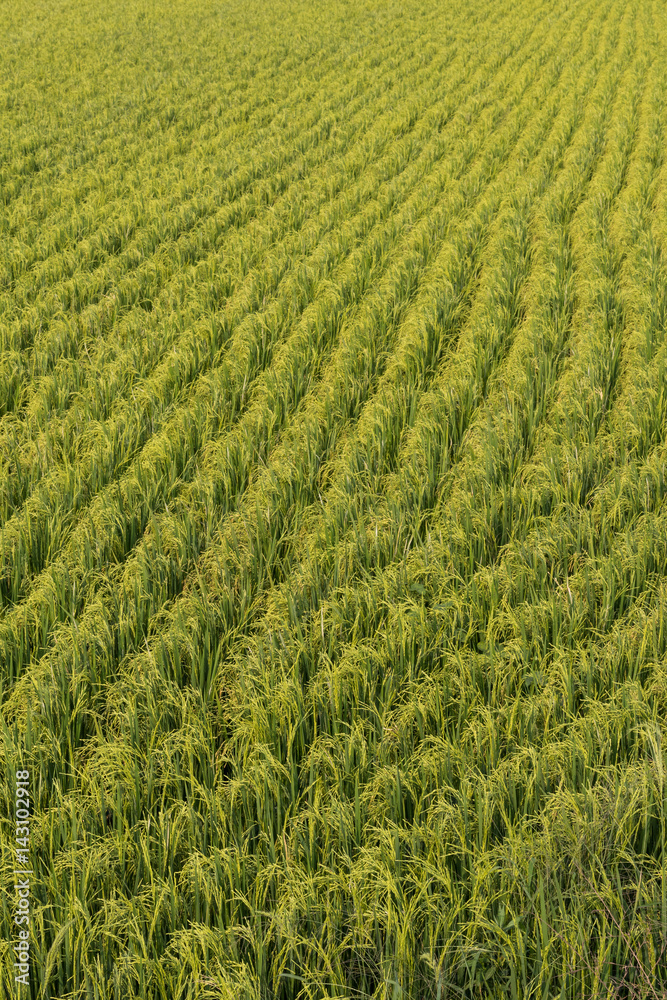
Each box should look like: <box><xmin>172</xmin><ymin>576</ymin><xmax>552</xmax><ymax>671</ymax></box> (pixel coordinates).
<box><xmin>2</xmin><ymin>0</ymin><xmax>667</xmax><ymax>998</ymax></box>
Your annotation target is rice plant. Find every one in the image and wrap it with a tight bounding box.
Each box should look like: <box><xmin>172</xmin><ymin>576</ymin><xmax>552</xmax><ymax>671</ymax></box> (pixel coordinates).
<box><xmin>2</xmin><ymin>0</ymin><xmax>667</xmax><ymax>998</ymax></box>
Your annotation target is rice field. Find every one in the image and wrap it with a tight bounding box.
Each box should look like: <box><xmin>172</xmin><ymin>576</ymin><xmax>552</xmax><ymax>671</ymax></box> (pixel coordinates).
<box><xmin>2</xmin><ymin>0</ymin><xmax>667</xmax><ymax>996</ymax></box>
